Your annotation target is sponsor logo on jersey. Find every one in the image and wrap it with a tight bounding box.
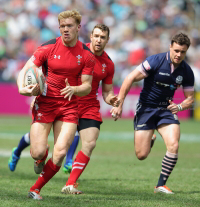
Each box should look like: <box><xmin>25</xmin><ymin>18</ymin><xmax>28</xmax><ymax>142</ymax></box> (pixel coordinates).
<box><xmin>143</xmin><ymin>60</ymin><xmax>151</xmax><ymax>70</ymax></box>
<box><xmin>102</xmin><ymin>64</ymin><xmax>106</xmax><ymax>73</ymax></box>
<box><xmin>54</xmin><ymin>55</ymin><xmax>61</xmax><ymax>59</ymax></box>
<box><xmin>159</xmin><ymin>72</ymin><xmax>170</xmax><ymax>76</ymax></box>
<box><xmin>156</xmin><ymin>82</ymin><xmax>177</xmax><ymax>90</ymax></box>
<box><xmin>169</xmin><ymin>84</ymin><xmax>177</xmax><ymax>90</ymax></box>
<box><xmin>76</xmin><ymin>55</ymin><xmax>82</xmax><ymax>65</ymax></box>
<box><xmin>176</xmin><ymin>76</ymin><xmax>183</xmax><ymax>84</ymax></box>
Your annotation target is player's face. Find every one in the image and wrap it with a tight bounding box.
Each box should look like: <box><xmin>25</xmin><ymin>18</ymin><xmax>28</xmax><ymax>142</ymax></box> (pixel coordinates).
<box><xmin>170</xmin><ymin>43</ymin><xmax>188</xmax><ymax>67</ymax></box>
<box><xmin>90</xmin><ymin>28</ymin><xmax>109</xmax><ymax>55</ymax></box>
<box><xmin>59</xmin><ymin>17</ymin><xmax>81</xmax><ymax>46</ymax></box>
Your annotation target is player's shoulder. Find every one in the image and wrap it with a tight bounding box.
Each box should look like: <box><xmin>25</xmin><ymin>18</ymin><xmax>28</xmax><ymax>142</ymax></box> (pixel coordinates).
<box><xmin>77</xmin><ymin>41</ymin><xmax>94</xmax><ymax>55</ymax></box>
<box><xmin>41</xmin><ymin>38</ymin><xmax>58</xmax><ymax>47</ymax></box>
<box><xmin>181</xmin><ymin>60</ymin><xmax>194</xmax><ymax>75</ymax></box>
<box><xmin>181</xmin><ymin>60</ymin><xmax>192</xmax><ymax>70</ymax></box>
<box><xmin>103</xmin><ymin>51</ymin><xmax>113</xmax><ymax>62</ymax></box>
<box><xmin>147</xmin><ymin>52</ymin><xmax>166</xmax><ymax>62</ymax></box>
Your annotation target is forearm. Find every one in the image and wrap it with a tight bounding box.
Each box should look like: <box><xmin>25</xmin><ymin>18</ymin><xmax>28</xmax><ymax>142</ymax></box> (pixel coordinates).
<box><xmin>17</xmin><ymin>70</ymin><xmax>25</xmax><ymax>93</ymax></box>
<box><xmin>118</xmin><ymin>75</ymin><xmax>134</xmax><ymax>106</ymax></box>
<box><xmin>73</xmin><ymin>83</ymin><xmax>92</xmax><ymax>97</ymax></box>
<box><xmin>178</xmin><ymin>97</ymin><xmax>194</xmax><ymax>111</ymax></box>
<box><xmin>102</xmin><ymin>90</ymin><xmax>115</xmax><ymax>105</ymax></box>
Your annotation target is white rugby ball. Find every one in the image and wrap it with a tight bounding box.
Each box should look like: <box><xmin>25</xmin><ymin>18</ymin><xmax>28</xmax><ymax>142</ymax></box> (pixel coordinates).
<box><xmin>24</xmin><ymin>66</ymin><xmax>45</xmax><ymax>94</ymax></box>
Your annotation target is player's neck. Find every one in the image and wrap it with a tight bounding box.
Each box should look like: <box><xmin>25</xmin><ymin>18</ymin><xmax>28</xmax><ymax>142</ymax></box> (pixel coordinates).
<box><xmin>62</xmin><ymin>38</ymin><xmax>78</xmax><ymax>47</ymax></box>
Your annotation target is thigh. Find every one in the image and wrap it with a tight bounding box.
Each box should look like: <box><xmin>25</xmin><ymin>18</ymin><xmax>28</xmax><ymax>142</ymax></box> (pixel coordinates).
<box><xmin>134</xmin><ymin>130</ymin><xmax>154</xmax><ymax>152</ymax></box>
<box><xmin>134</xmin><ymin>105</ymin><xmax>157</xmax><ymax>131</ymax></box>
<box><xmin>79</xmin><ymin>127</ymin><xmax>100</xmax><ymax>144</ymax></box>
<box><xmin>53</xmin><ymin>121</ymin><xmax>77</xmax><ymax>150</ymax></box>
<box><xmin>157</xmin><ymin>124</ymin><xmax>180</xmax><ymax>148</ymax></box>
<box><xmin>30</xmin><ymin>122</ymin><xmax>52</xmax><ymax>151</ymax></box>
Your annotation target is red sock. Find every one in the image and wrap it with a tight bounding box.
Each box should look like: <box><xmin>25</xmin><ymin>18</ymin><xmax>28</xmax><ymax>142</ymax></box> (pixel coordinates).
<box><xmin>30</xmin><ymin>158</ymin><xmax>60</xmax><ymax>191</ymax></box>
<box><xmin>67</xmin><ymin>151</ymin><xmax>90</xmax><ymax>185</ymax></box>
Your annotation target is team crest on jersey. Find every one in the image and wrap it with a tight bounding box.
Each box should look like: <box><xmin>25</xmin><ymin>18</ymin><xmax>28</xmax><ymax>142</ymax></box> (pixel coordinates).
<box><xmin>37</xmin><ymin>113</ymin><xmax>43</xmax><ymax>120</ymax></box>
<box><xmin>54</xmin><ymin>55</ymin><xmax>61</xmax><ymax>59</ymax></box>
<box><xmin>176</xmin><ymin>76</ymin><xmax>183</xmax><ymax>84</ymax></box>
<box><xmin>76</xmin><ymin>55</ymin><xmax>82</xmax><ymax>65</ymax></box>
<box><xmin>102</xmin><ymin>64</ymin><xmax>106</xmax><ymax>73</ymax></box>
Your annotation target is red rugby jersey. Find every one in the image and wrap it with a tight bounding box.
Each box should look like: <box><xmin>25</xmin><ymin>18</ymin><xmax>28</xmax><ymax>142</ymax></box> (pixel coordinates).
<box><xmin>32</xmin><ymin>37</ymin><xmax>95</xmax><ymax>99</ymax></box>
<box><xmin>77</xmin><ymin>43</ymin><xmax>114</xmax><ymax>106</ymax></box>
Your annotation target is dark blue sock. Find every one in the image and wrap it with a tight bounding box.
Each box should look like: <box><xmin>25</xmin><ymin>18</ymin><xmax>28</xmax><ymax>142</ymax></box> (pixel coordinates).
<box><xmin>65</xmin><ymin>135</ymin><xmax>79</xmax><ymax>165</ymax></box>
<box><xmin>14</xmin><ymin>133</ymin><xmax>30</xmax><ymax>157</ymax></box>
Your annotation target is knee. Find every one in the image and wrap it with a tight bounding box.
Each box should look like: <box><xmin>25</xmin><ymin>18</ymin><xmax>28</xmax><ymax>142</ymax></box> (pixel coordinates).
<box><xmin>86</xmin><ymin>140</ymin><xmax>96</xmax><ymax>151</ymax></box>
<box><xmin>54</xmin><ymin>145</ymin><xmax>67</xmax><ymax>160</ymax></box>
<box><xmin>31</xmin><ymin>148</ymin><xmax>46</xmax><ymax>160</ymax></box>
<box><xmin>167</xmin><ymin>141</ymin><xmax>179</xmax><ymax>153</ymax></box>
<box><xmin>82</xmin><ymin>140</ymin><xmax>96</xmax><ymax>155</ymax></box>
<box><xmin>135</xmin><ymin>150</ymin><xmax>148</xmax><ymax>160</ymax></box>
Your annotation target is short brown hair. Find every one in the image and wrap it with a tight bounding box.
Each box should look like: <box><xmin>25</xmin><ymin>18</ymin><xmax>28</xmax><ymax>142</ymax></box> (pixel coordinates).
<box><xmin>58</xmin><ymin>10</ymin><xmax>81</xmax><ymax>25</ymax></box>
<box><xmin>92</xmin><ymin>24</ymin><xmax>110</xmax><ymax>38</ymax></box>
<box><xmin>171</xmin><ymin>33</ymin><xmax>191</xmax><ymax>48</ymax></box>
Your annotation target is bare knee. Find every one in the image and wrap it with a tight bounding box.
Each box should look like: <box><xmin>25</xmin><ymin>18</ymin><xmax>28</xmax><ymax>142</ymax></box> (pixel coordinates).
<box><xmin>135</xmin><ymin>150</ymin><xmax>148</xmax><ymax>160</ymax></box>
<box><xmin>54</xmin><ymin>145</ymin><xmax>68</xmax><ymax>161</ymax></box>
<box><xmin>167</xmin><ymin>141</ymin><xmax>179</xmax><ymax>153</ymax></box>
<box><xmin>82</xmin><ymin>140</ymin><xmax>96</xmax><ymax>156</ymax></box>
<box><xmin>31</xmin><ymin>148</ymin><xmax>46</xmax><ymax>160</ymax></box>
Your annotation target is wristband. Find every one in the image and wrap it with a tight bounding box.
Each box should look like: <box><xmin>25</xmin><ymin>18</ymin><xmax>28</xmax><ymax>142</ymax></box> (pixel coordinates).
<box><xmin>177</xmin><ymin>104</ymin><xmax>182</xmax><ymax>111</ymax></box>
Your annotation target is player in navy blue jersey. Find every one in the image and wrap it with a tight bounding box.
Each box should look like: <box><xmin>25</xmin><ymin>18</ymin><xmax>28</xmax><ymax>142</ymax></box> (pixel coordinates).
<box><xmin>111</xmin><ymin>33</ymin><xmax>194</xmax><ymax>194</ymax></box>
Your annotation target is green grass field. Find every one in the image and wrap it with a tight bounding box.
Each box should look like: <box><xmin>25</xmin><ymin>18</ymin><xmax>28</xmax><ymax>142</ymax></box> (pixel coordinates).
<box><xmin>0</xmin><ymin>116</ymin><xmax>199</xmax><ymax>207</ymax></box>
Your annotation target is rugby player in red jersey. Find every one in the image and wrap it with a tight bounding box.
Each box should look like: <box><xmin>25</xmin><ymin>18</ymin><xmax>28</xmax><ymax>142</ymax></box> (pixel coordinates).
<box><xmin>61</xmin><ymin>24</ymin><xmax>120</xmax><ymax>194</ymax></box>
<box><xmin>17</xmin><ymin>10</ymin><xmax>95</xmax><ymax>200</ymax></box>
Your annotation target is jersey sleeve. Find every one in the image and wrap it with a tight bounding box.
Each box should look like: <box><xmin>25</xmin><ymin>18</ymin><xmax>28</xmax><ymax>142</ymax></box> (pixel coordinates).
<box><xmin>182</xmin><ymin>67</ymin><xmax>195</xmax><ymax>92</ymax></box>
<box><xmin>32</xmin><ymin>45</ymin><xmax>51</xmax><ymax>67</ymax></box>
<box><xmin>102</xmin><ymin>62</ymin><xmax>114</xmax><ymax>84</ymax></box>
<box><xmin>82</xmin><ymin>52</ymin><xmax>95</xmax><ymax>75</ymax></box>
<box><xmin>141</xmin><ymin>54</ymin><xmax>160</xmax><ymax>75</ymax></box>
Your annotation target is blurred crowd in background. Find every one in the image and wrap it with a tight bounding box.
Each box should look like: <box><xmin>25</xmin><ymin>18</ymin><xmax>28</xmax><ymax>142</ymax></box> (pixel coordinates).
<box><xmin>0</xmin><ymin>0</ymin><xmax>200</xmax><ymax>89</ymax></box>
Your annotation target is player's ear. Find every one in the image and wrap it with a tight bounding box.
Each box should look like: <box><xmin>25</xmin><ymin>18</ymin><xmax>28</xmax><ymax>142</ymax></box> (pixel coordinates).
<box><xmin>77</xmin><ymin>24</ymin><xmax>81</xmax><ymax>32</ymax></box>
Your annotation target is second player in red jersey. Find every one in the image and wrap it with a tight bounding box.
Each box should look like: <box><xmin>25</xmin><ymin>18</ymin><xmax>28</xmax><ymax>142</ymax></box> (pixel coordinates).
<box><xmin>61</xmin><ymin>24</ymin><xmax>120</xmax><ymax>194</ymax></box>
<box><xmin>77</xmin><ymin>42</ymin><xmax>114</xmax><ymax>122</ymax></box>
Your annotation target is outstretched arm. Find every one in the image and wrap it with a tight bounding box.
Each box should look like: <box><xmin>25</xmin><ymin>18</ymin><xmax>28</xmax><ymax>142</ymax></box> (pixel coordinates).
<box><xmin>110</xmin><ymin>68</ymin><xmax>146</xmax><ymax>120</ymax></box>
<box><xmin>102</xmin><ymin>83</ymin><xmax>120</xmax><ymax>107</ymax></box>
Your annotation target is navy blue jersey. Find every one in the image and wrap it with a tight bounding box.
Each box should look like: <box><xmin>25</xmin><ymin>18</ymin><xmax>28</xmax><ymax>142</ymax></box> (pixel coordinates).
<box><xmin>137</xmin><ymin>51</ymin><xmax>194</xmax><ymax>108</ymax></box>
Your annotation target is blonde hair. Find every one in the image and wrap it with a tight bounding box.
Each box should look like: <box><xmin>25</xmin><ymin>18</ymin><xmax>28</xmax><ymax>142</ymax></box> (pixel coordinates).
<box><xmin>58</xmin><ymin>10</ymin><xmax>82</xmax><ymax>25</ymax></box>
